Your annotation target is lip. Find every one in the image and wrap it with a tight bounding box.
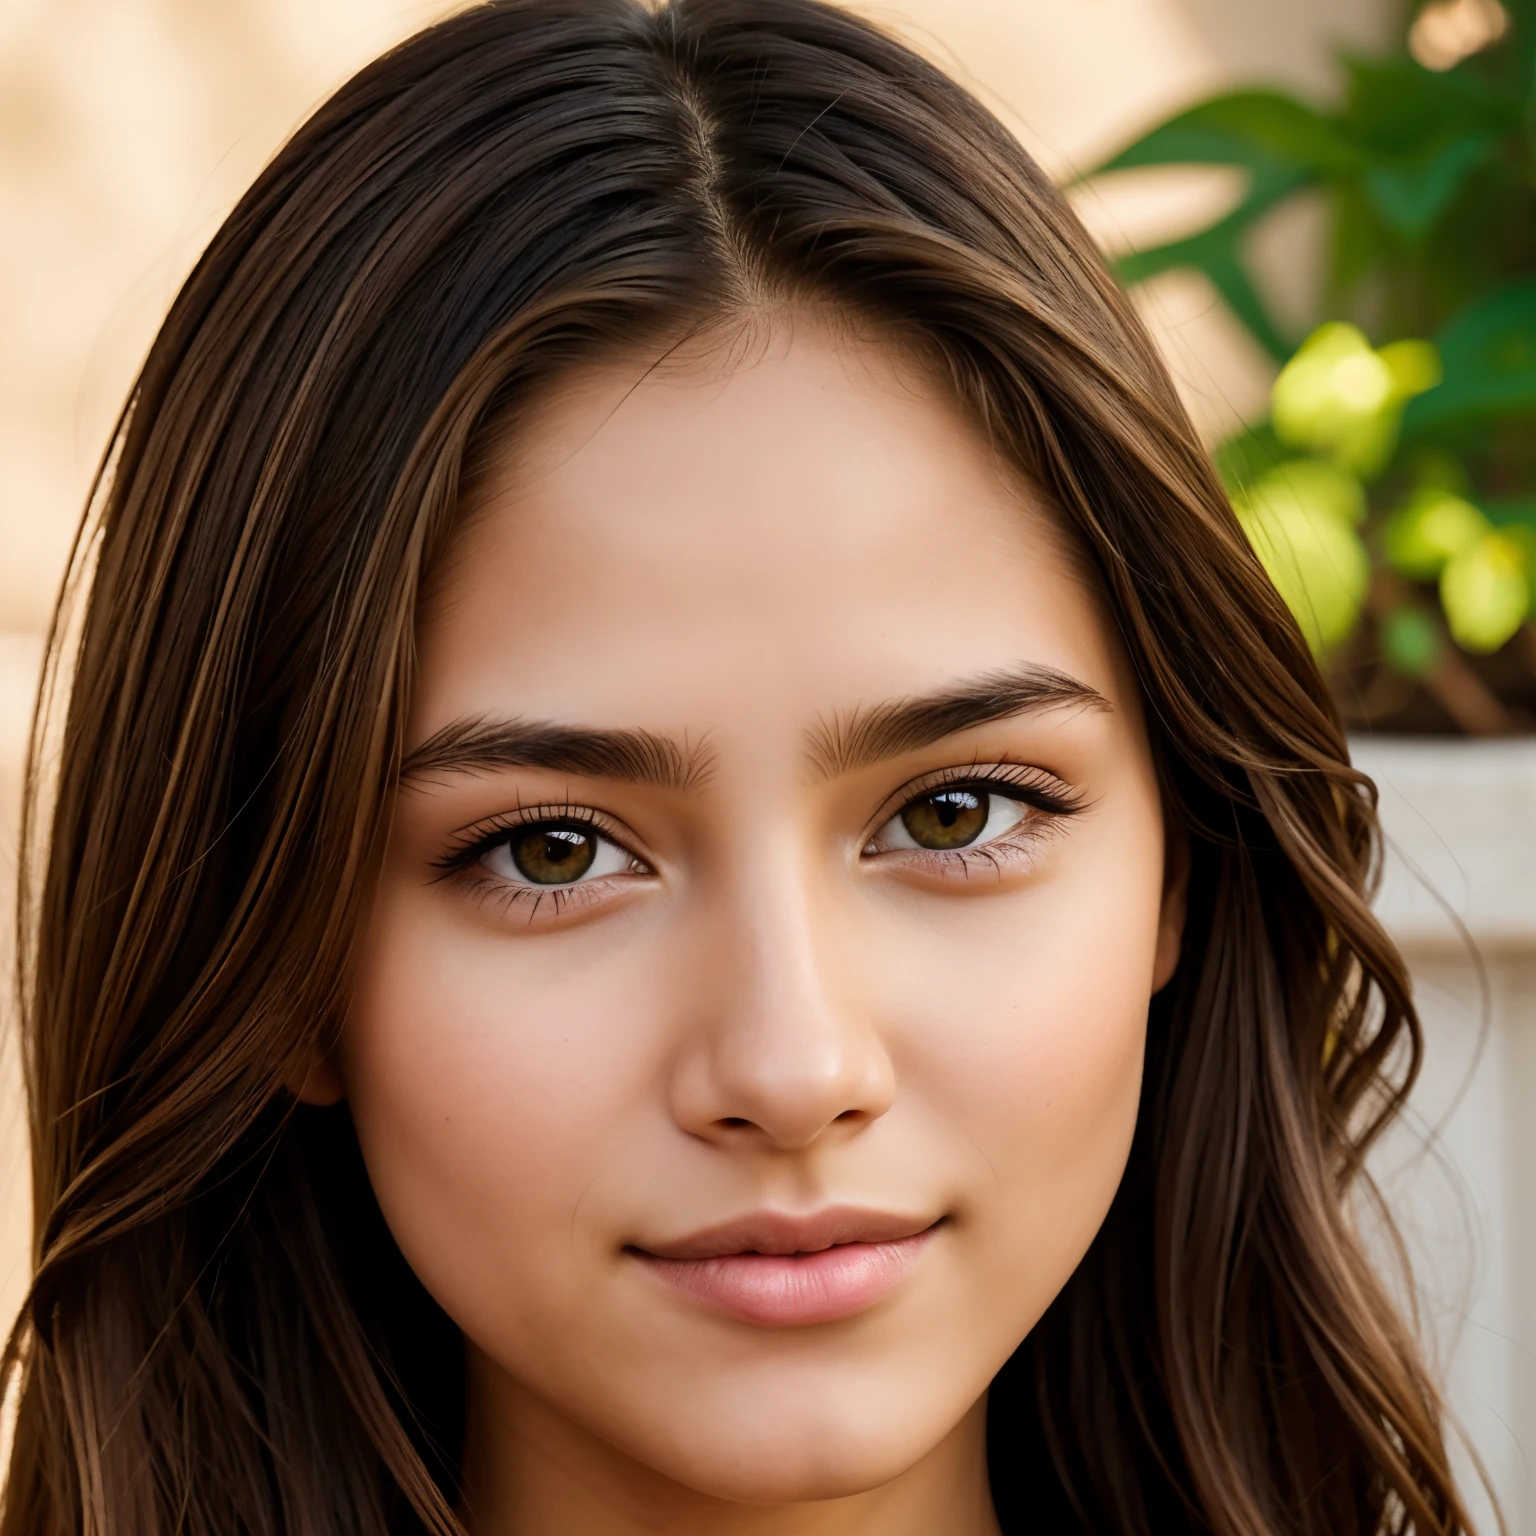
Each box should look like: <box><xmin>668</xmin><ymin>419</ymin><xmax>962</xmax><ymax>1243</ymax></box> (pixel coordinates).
<box><xmin>629</xmin><ymin>1207</ymin><xmax>942</xmax><ymax>1327</ymax></box>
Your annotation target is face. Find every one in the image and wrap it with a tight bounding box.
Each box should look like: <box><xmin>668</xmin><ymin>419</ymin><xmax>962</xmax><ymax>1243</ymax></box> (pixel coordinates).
<box><xmin>333</xmin><ymin>316</ymin><xmax>1183</xmax><ymax>1517</ymax></box>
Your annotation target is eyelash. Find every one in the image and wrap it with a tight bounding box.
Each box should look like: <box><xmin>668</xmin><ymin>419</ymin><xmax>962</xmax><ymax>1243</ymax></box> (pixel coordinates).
<box><xmin>433</xmin><ymin>764</ymin><xmax>1084</xmax><ymax>921</ymax></box>
<box><xmin>431</xmin><ymin>803</ymin><xmax>651</xmax><ymax>922</ymax></box>
<box><xmin>860</xmin><ymin>762</ymin><xmax>1085</xmax><ymax>879</ymax></box>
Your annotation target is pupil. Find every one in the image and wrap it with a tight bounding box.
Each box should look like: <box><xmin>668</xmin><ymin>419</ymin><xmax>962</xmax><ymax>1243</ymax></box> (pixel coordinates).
<box><xmin>510</xmin><ymin>825</ymin><xmax>597</xmax><ymax>884</ymax></box>
<box><xmin>901</xmin><ymin>789</ymin><xmax>987</xmax><ymax>850</ymax></box>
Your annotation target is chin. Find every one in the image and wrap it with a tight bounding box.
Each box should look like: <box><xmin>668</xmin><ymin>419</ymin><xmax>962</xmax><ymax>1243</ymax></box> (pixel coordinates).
<box><xmin>615</xmin><ymin>1380</ymin><xmax>956</xmax><ymax>1505</ymax></box>
<box><xmin>661</xmin><ymin>1437</ymin><xmax>923</xmax><ymax>1506</ymax></box>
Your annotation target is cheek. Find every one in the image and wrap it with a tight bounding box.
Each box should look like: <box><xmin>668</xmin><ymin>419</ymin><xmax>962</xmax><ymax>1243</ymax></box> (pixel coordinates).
<box><xmin>340</xmin><ymin>878</ymin><xmax>663</xmax><ymax>1336</ymax></box>
<box><xmin>879</xmin><ymin>814</ymin><xmax>1161</xmax><ymax>1266</ymax></box>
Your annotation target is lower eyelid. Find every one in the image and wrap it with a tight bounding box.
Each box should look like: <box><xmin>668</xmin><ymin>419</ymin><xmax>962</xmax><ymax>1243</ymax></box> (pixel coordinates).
<box><xmin>452</xmin><ymin>867</ymin><xmax>644</xmax><ymax>922</ymax></box>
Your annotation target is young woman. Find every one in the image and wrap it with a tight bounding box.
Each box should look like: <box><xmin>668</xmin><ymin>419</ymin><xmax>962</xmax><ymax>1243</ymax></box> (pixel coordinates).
<box><xmin>0</xmin><ymin>1</ymin><xmax>1483</xmax><ymax>1532</ymax></box>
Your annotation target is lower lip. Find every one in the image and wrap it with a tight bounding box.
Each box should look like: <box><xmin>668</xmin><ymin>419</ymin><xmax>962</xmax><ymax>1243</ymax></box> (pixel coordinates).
<box><xmin>633</xmin><ymin>1229</ymin><xmax>937</xmax><ymax>1327</ymax></box>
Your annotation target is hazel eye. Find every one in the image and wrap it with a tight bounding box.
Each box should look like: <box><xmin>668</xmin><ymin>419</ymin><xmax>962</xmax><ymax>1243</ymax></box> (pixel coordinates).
<box><xmin>875</xmin><ymin>786</ymin><xmax>1031</xmax><ymax>853</ymax></box>
<box><xmin>481</xmin><ymin>822</ymin><xmax>633</xmax><ymax>886</ymax></box>
<box><xmin>901</xmin><ymin>789</ymin><xmax>986</xmax><ymax>849</ymax></box>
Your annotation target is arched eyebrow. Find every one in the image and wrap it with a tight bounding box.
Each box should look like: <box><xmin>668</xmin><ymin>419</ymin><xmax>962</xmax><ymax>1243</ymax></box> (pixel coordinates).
<box><xmin>805</xmin><ymin>663</ymin><xmax>1111</xmax><ymax>779</ymax></box>
<box><xmin>400</xmin><ymin>716</ymin><xmax>715</xmax><ymax>792</ymax></box>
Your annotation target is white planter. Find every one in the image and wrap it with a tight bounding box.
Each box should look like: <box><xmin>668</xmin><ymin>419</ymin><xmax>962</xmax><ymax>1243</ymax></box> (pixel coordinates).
<box><xmin>1357</xmin><ymin>737</ymin><xmax>1536</xmax><ymax>953</ymax></box>
<box><xmin>1351</xmin><ymin>737</ymin><xmax>1536</xmax><ymax>1535</ymax></box>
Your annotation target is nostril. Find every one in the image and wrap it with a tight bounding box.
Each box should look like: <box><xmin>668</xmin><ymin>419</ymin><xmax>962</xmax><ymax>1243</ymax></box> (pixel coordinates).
<box><xmin>720</xmin><ymin>1117</ymin><xmax>752</xmax><ymax>1129</ymax></box>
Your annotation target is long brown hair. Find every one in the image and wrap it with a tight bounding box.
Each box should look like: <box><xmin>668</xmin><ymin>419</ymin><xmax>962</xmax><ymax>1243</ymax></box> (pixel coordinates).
<box><xmin>1</xmin><ymin>1</ymin><xmax>1481</xmax><ymax>1531</ymax></box>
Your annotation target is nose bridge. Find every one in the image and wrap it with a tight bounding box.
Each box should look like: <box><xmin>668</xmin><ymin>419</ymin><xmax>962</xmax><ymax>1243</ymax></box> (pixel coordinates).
<box><xmin>670</xmin><ymin>833</ymin><xmax>894</xmax><ymax>1151</ymax></box>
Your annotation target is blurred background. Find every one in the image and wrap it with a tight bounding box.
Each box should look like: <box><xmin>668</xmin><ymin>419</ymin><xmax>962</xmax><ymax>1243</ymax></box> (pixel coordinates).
<box><xmin>0</xmin><ymin>0</ymin><xmax>1530</xmax><ymax>1526</ymax></box>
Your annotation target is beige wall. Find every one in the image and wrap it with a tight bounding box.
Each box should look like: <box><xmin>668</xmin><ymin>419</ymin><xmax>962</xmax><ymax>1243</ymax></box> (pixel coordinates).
<box><xmin>0</xmin><ymin>0</ymin><xmax>1396</xmax><ymax>1435</ymax></box>
<box><xmin>0</xmin><ymin>0</ymin><xmax>1397</xmax><ymax>638</ymax></box>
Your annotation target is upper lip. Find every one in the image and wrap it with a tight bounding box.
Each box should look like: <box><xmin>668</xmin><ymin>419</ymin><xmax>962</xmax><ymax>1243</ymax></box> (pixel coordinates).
<box><xmin>635</xmin><ymin>1206</ymin><xmax>939</xmax><ymax>1261</ymax></box>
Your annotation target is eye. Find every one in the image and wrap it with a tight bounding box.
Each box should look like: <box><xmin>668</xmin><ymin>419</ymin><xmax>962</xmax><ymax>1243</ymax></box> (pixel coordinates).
<box><xmin>479</xmin><ymin>820</ymin><xmax>636</xmax><ymax>887</ymax></box>
<box><xmin>875</xmin><ymin>786</ymin><xmax>1031</xmax><ymax>853</ymax></box>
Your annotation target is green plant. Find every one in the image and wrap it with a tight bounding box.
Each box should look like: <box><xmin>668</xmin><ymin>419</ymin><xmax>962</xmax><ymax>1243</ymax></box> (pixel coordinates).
<box><xmin>1089</xmin><ymin>0</ymin><xmax>1536</xmax><ymax>733</ymax></box>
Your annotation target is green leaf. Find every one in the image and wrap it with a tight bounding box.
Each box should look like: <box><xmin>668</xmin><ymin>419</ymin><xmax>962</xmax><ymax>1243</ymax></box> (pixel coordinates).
<box><xmin>1326</xmin><ymin>182</ymin><xmax>1392</xmax><ymax>300</ymax></box>
<box><xmin>1503</xmin><ymin>0</ymin><xmax>1536</xmax><ymax>92</ymax></box>
<box><xmin>1404</xmin><ymin>447</ymin><xmax>1472</xmax><ymax>494</ymax></box>
<box><xmin>1362</xmin><ymin>134</ymin><xmax>1500</xmax><ymax>240</ymax></box>
<box><xmin>1090</xmin><ymin>91</ymin><xmax>1354</xmax><ymax>178</ymax></box>
<box><xmin>1088</xmin><ymin>54</ymin><xmax>1535</xmax><ymax>371</ymax></box>
<box><xmin>1111</xmin><ymin>163</ymin><xmax>1311</xmax><ymax>359</ymax></box>
<box><xmin>1087</xmin><ymin>93</ymin><xmax>1353</xmax><ymax>359</ymax></box>
<box><xmin>1342</xmin><ymin>55</ymin><xmax>1517</xmax><ymax>155</ymax></box>
<box><xmin>1440</xmin><ymin>530</ymin><xmax>1530</xmax><ymax>651</ymax></box>
<box><xmin>1380</xmin><ymin>604</ymin><xmax>1442</xmax><ymax>677</ymax></box>
<box><xmin>1482</xmin><ymin>495</ymin><xmax>1536</xmax><ymax>533</ymax></box>
<box><xmin>1402</xmin><ymin>280</ymin><xmax>1536</xmax><ymax>431</ymax></box>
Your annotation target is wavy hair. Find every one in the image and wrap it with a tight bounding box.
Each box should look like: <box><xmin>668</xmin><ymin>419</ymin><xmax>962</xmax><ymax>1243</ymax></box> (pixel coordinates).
<box><xmin>2</xmin><ymin>1</ymin><xmax>1479</xmax><ymax>1531</ymax></box>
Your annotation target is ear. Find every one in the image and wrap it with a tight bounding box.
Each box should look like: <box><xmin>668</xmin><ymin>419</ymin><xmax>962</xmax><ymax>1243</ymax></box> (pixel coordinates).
<box><xmin>1152</xmin><ymin>817</ymin><xmax>1190</xmax><ymax>994</ymax></box>
<box><xmin>288</xmin><ymin>1050</ymin><xmax>346</xmax><ymax>1106</ymax></box>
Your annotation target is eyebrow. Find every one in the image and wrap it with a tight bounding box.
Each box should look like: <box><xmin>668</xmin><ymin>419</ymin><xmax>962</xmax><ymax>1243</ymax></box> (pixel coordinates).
<box><xmin>400</xmin><ymin>716</ymin><xmax>715</xmax><ymax>792</ymax></box>
<box><xmin>400</xmin><ymin>662</ymin><xmax>1108</xmax><ymax>792</ymax></box>
<box><xmin>805</xmin><ymin>663</ymin><xmax>1111</xmax><ymax>779</ymax></box>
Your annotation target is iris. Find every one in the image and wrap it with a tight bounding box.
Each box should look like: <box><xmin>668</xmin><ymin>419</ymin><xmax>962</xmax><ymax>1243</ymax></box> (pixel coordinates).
<box><xmin>900</xmin><ymin>789</ymin><xmax>988</xmax><ymax>850</ymax></box>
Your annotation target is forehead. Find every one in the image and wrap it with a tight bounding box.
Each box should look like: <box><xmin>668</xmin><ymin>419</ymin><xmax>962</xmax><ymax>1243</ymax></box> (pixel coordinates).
<box><xmin>414</xmin><ymin>316</ymin><xmax>1129</xmax><ymax>738</ymax></box>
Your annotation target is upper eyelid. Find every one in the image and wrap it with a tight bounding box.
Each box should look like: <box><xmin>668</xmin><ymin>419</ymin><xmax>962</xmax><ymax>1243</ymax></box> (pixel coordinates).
<box><xmin>445</xmin><ymin>799</ymin><xmax>602</xmax><ymax>840</ymax></box>
<box><xmin>432</xmin><ymin>802</ymin><xmax>643</xmax><ymax>876</ymax></box>
<box><xmin>866</xmin><ymin>762</ymin><xmax>1080</xmax><ymax>830</ymax></box>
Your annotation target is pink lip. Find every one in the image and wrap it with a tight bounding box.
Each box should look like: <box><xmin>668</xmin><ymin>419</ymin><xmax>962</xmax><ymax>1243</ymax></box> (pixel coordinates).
<box><xmin>630</xmin><ymin>1207</ymin><xmax>941</xmax><ymax>1327</ymax></box>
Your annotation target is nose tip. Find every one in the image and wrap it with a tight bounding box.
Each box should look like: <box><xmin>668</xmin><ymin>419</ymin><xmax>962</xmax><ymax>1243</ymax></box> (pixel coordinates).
<box><xmin>709</xmin><ymin>1081</ymin><xmax>897</xmax><ymax>1155</ymax></box>
<box><xmin>668</xmin><ymin>938</ymin><xmax>896</xmax><ymax>1154</ymax></box>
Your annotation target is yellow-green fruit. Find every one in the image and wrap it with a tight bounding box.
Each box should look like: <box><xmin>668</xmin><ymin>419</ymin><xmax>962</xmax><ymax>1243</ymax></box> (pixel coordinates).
<box><xmin>1377</xmin><ymin>338</ymin><xmax>1442</xmax><ymax>397</ymax></box>
<box><xmin>1440</xmin><ymin>533</ymin><xmax>1529</xmax><ymax>654</ymax></box>
<box><xmin>1245</xmin><ymin>458</ymin><xmax>1367</xmax><ymax>525</ymax></box>
<box><xmin>1271</xmin><ymin>324</ymin><xmax>1382</xmax><ymax>447</ymax></box>
<box><xmin>1383</xmin><ymin>489</ymin><xmax>1490</xmax><ymax>580</ymax></box>
<box><xmin>1238</xmin><ymin>499</ymin><xmax>1370</xmax><ymax>654</ymax></box>
<box><xmin>1269</xmin><ymin>323</ymin><xmax>1440</xmax><ymax>479</ymax></box>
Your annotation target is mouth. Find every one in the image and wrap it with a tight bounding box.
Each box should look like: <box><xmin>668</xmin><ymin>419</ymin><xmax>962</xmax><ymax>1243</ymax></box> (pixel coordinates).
<box><xmin>628</xmin><ymin>1207</ymin><xmax>943</xmax><ymax>1328</ymax></box>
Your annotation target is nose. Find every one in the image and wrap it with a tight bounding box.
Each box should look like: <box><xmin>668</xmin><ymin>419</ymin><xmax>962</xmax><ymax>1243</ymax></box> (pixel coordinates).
<box><xmin>667</xmin><ymin>852</ymin><xmax>896</xmax><ymax>1153</ymax></box>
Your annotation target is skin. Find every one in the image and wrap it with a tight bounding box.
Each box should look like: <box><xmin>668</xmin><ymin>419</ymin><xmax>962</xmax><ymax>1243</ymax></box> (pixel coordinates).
<box><xmin>314</xmin><ymin>313</ymin><xmax>1186</xmax><ymax>1535</ymax></box>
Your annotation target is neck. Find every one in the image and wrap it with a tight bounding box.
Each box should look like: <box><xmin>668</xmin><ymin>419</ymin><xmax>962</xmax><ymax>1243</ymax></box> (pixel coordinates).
<box><xmin>457</xmin><ymin>1360</ymin><xmax>1002</xmax><ymax>1536</ymax></box>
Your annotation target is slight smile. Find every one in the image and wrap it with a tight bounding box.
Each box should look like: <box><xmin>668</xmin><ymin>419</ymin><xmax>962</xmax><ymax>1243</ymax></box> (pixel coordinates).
<box><xmin>628</xmin><ymin>1207</ymin><xmax>944</xmax><ymax>1327</ymax></box>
